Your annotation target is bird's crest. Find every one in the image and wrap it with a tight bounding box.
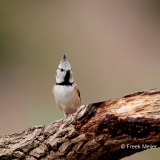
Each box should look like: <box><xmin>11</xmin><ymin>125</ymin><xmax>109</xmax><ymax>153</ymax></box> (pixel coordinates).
<box><xmin>58</xmin><ymin>53</ymin><xmax>71</xmax><ymax>70</ymax></box>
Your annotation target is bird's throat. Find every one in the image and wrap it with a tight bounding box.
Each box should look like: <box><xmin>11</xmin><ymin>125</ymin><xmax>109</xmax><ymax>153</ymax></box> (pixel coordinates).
<box><xmin>56</xmin><ymin>71</ymin><xmax>73</xmax><ymax>86</ymax></box>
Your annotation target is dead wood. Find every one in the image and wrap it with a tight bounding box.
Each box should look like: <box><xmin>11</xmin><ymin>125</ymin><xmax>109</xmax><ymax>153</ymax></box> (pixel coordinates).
<box><xmin>0</xmin><ymin>88</ymin><xmax>160</xmax><ymax>160</ymax></box>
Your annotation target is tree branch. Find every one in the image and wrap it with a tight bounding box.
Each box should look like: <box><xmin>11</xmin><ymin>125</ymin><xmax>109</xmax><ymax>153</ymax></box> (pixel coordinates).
<box><xmin>0</xmin><ymin>88</ymin><xmax>160</xmax><ymax>160</ymax></box>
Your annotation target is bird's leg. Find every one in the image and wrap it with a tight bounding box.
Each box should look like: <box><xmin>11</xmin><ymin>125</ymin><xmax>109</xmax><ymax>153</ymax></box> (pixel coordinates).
<box><xmin>64</xmin><ymin>113</ymin><xmax>68</xmax><ymax>119</ymax></box>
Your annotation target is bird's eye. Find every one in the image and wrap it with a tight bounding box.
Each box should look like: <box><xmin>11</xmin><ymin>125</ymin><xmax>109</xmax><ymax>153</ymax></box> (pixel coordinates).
<box><xmin>60</xmin><ymin>68</ymin><xmax>64</xmax><ymax>72</ymax></box>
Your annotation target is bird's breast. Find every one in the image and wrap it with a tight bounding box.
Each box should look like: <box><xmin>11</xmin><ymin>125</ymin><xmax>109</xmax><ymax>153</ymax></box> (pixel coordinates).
<box><xmin>53</xmin><ymin>85</ymin><xmax>81</xmax><ymax>114</ymax></box>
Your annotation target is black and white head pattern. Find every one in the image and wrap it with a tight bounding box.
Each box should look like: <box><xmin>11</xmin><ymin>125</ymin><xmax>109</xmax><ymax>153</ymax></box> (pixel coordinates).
<box><xmin>56</xmin><ymin>53</ymin><xmax>73</xmax><ymax>85</ymax></box>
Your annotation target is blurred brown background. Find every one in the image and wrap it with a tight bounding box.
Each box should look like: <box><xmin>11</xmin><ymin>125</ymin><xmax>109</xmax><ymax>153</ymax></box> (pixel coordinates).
<box><xmin>0</xmin><ymin>0</ymin><xmax>160</xmax><ymax>159</ymax></box>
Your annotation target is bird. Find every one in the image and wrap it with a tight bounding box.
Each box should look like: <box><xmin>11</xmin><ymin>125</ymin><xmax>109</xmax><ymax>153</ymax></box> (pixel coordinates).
<box><xmin>52</xmin><ymin>53</ymin><xmax>81</xmax><ymax>119</ymax></box>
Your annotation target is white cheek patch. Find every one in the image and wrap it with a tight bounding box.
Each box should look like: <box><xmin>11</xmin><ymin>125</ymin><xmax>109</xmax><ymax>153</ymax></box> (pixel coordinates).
<box><xmin>56</xmin><ymin>69</ymin><xmax>66</xmax><ymax>83</ymax></box>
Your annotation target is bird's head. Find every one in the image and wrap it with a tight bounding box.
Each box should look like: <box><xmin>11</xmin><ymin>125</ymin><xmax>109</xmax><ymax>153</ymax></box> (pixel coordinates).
<box><xmin>56</xmin><ymin>53</ymin><xmax>73</xmax><ymax>84</ymax></box>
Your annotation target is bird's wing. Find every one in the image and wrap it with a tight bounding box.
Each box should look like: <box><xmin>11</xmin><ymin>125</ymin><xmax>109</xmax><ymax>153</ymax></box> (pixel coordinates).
<box><xmin>52</xmin><ymin>85</ymin><xmax>55</xmax><ymax>96</ymax></box>
<box><xmin>52</xmin><ymin>85</ymin><xmax>63</xmax><ymax>111</ymax></box>
<box><xmin>74</xmin><ymin>83</ymin><xmax>81</xmax><ymax>102</ymax></box>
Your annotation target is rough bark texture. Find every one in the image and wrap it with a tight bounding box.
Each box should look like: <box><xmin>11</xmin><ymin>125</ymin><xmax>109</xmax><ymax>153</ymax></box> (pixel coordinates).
<box><xmin>0</xmin><ymin>88</ymin><xmax>160</xmax><ymax>160</ymax></box>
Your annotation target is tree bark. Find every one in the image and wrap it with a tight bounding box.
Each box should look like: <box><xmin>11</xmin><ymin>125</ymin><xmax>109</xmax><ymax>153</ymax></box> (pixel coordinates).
<box><xmin>0</xmin><ymin>88</ymin><xmax>160</xmax><ymax>160</ymax></box>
